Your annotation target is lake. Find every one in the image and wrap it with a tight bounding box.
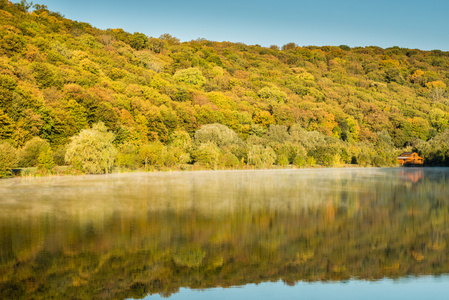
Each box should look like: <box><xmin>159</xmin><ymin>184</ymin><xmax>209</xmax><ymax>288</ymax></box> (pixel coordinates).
<box><xmin>0</xmin><ymin>168</ymin><xmax>448</xmax><ymax>299</ymax></box>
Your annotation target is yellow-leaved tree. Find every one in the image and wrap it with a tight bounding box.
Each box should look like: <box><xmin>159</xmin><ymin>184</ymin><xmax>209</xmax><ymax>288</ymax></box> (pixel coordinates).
<box><xmin>65</xmin><ymin>122</ymin><xmax>116</xmax><ymax>174</ymax></box>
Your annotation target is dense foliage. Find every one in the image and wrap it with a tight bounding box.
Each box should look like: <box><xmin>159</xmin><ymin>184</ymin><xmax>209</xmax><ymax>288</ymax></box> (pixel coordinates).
<box><xmin>1</xmin><ymin>0</ymin><xmax>449</xmax><ymax>176</ymax></box>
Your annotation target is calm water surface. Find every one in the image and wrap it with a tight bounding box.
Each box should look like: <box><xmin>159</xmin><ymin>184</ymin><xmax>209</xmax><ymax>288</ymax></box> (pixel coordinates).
<box><xmin>0</xmin><ymin>168</ymin><xmax>448</xmax><ymax>299</ymax></box>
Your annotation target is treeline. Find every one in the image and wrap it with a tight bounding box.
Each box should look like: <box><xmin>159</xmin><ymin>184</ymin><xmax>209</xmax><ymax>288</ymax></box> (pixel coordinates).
<box><xmin>0</xmin><ymin>122</ymin><xmax>404</xmax><ymax>176</ymax></box>
<box><xmin>1</xmin><ymin>0</ymin><xmax>449</xmax><ymax>176</ymax></box>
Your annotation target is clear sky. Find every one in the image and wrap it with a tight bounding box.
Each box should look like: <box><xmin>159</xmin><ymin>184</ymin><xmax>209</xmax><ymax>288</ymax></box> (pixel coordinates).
<box><xmin>12</xmin><ymin>0</ymin><xmax>449</xmax><ymax>50</ymax></box>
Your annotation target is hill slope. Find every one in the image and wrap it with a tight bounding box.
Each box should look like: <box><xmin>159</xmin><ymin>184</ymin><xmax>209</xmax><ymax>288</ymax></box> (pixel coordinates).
<box><xmin>0</xmin><ymin>0</ymin><xmax>449</xmax><ymax>174</ymax></box>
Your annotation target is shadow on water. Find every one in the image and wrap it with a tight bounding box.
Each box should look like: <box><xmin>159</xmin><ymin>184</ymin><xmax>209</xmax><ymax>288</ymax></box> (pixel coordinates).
<box><xmin>0</xmin><ymin>168</ymin><xmax>448</xmax><ymax>299</ymax></box>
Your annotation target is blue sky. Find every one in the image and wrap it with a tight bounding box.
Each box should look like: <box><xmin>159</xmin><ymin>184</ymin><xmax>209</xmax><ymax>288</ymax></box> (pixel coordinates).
<box><xmin>13</xmin><ymin>0</ymin><xmax>449</xmax><ymax>50</ymax></box>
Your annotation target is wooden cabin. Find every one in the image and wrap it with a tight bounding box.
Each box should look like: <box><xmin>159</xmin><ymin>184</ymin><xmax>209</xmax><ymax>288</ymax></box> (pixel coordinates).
<box><xmin>397</xmin><ymin>152</ymin><xmax>424</xmax><ymax>165</ymax></box>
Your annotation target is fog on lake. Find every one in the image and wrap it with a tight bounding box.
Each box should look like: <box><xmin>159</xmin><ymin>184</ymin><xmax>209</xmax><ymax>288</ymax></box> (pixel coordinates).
<box><xmin>0</xmin><ymin>168</ymin><xmax>448</xmax><ymax>299</ymax></box>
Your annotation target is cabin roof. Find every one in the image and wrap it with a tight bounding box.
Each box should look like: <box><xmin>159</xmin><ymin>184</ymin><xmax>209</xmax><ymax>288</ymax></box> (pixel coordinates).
<box><xmin>397</xmin><ymin>152</ymin><xmax>424</xmax><ymax>161</ymax></box>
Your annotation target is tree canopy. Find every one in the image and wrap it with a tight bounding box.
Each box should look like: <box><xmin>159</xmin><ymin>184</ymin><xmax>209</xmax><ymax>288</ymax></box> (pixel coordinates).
<box><xmin>1</xmin><ymin>0</ymin><xmax>449</xmax><ymax>174</ymax></box>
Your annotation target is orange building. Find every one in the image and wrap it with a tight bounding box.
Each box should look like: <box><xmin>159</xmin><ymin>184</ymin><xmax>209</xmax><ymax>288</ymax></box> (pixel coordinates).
<box><xmin>397</xmin><ymin>152</ymin><xmax>424</xmax><ymax>165</ymax></box>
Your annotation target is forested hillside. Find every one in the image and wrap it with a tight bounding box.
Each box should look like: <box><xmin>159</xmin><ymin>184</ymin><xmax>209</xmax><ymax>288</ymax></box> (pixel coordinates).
<box><xmin>1</xmin><ymin>0</ymin><xmax>449</xmax><ymax>176</ymax></box>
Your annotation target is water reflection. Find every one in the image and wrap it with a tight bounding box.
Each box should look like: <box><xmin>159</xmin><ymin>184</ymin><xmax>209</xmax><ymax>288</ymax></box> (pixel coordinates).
<box><xmin>0</xmin><ymin>168</ymin><xmax>448</xmax><ymax>299</ymax></box>
<box><xmin>144</xmin><ymin>277</ymin><xmax>449</xmax><ymax>300</ymax></box>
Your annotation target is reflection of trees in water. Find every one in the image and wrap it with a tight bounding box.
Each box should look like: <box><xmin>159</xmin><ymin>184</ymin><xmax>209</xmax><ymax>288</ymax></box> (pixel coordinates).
<box><xmin>0</xmin><ymin>169</ymin><xmax>448</xmax><ymax>299</ymax></box>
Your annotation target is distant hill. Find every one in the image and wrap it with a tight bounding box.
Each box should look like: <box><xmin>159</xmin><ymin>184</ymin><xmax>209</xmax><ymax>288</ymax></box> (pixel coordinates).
<box><xmin>0</xmin><ymin>0</ymin><xmax>448</xmax><ymax>173</ymax></box>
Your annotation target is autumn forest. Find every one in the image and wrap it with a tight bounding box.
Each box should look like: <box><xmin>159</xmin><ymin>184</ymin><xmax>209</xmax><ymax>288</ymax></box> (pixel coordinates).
<box><xmin>1</xmin><ymin>0</ymin><xmax>449</xmax><ymax>176</ymax></box>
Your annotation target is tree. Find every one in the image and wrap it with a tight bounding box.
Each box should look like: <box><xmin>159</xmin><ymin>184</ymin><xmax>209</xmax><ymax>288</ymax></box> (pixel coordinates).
<box><xmin>247</xmin><ymin>145</ymin><xmax>276</xmax><ymax>168</ymax></box>
<box><xmin>0</xmin><ymin>141</ymin><xmax>17</xmax><ymax>177</ymax></box>
<box><xmin>253</xmin><ymin>111</ymin><xmax>275</xmax><ymax>128</ymax></box>
<box><xmin>0</xmin><ymin>26</ymin><xmax>26</xmax><ymax>55</ymax></box>
<box><xmin>167</xmin><ymin>130</ymin><xmax>192</xmax><ymax>149</ymax></box>
<box><xmin>65</xmin><ymin>122</ymin><xmax>116</xmax><ymax>174</ymax></box>
<box><xmin>159</xmin><ymin>33</ymin><xmax>180</xmax><ymax>45</ymax></box>
<box><xmin>417</xmin><ymin>129</ymin><xmax>449</xmax><ymax>166</ymax></box>
<box><xmin>258</xmin><ymin>86</ymin><xmax>288</xmax><ymax>103</ymax></box>
<box><xmin>266</xmin><ymin>124</ymin><xmax>289</xmax><ymax>144</ymax></box>
<box><xmin>194</xmin><ymin>123</ymin><xmax>241</xmax><ymax>148</ymax></box>
<box><xmin>129</xmin><ymin>32</ymin><xmax>148</xmax><ymax>50</ymax></box>
<box><xmin>18</xmin><ymin>137</ymin><xmax>50</xmax><ymax>167</ymax></box>
<box><xmin>282</xmin><ymin>42</ymin><xmax>297</xmax><ymax>51</ymax></box>
<box><xmin>37</xmin><ymin>145</ymin><xmax>54</xmax><ymax>172</ymax></box>
<box><xmin>115</xmin><ymin>143</ymin><xmax>140</xmax><ymax>170</ymax></box>
<box><xmin>139</xmin><ymin>141</ymin><xmax>164</xmax><ymax>170</ymax></box>
<box><xmin>173</xmin><ymin>68</ymin><xmax>206</xmax><ymax>86</ymax></box>
<box><xmin>192</xmin><ymin>142</ymin><xmax>221</xmax><ymax>169</ymax></box>
<box><xmin>0</xmin><ymin>109</ymin><xmax>14</xmax><ymax>139</ymax></box>
<box><xmin>14</xmin><ymin>0</ymin><xmax>33</xmax><ymax>12</ymax></box>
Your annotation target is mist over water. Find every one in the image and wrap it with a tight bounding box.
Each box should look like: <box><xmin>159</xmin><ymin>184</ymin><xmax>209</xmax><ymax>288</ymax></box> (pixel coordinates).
<box><xmin>0</xmin><ymin>168</ymin><xmax>448</xmax><ymax>299</ymax></box>
<box><xmin>0</xmin><ymin>168</ymin><xmax>430</xmax><ymax>216</ymax></box>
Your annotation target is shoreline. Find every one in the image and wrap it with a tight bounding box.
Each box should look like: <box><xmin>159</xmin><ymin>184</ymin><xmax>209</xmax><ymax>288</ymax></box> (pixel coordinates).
<box><xmin>1</xmin><ymin>164</ymin><xmax>439</xmax><ymax>183</ymax></box>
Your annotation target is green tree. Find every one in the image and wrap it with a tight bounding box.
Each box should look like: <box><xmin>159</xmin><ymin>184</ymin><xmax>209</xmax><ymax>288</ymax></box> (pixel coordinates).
<box><xmin>167</xmin><ymin>130</ymin><xmax>192</xmax><ymax>149</ymax></box>
<box><xmin>173</xmin><ymin>68</ymin><xmax>206</xmax><ymax>86</ymax></box>
<box><xmin>418</xmin><ymin>129</ymin><xmax>449</xmax><ymax>166</ymax></box>
<box><xmin>65</xmin><ymin>122</ymin><xmax>117</xmax><ymax>174</ymax></box>
<box><xmin>18</xmin><ymin>137</ymin><xmax>50</xmax><ymax>167</ymax></box>
<box><xmin>0</xmin><ymin>141</ymin><xmax>17</xmax><ymax>177</ymax></box>
<box><xmin>139</xmin><ymin>141</ymin><xmax>164</xmax><ymax>170</ymax></box>
<box><xmin>356</xmin><ymin>149</ymin><xmax>372</xmax><ymax>167</ymax></box>
<box><xmin>0</xmin><ymin>109</ymin><xmax>14</xmax><ymax>139</ymax></box>
<box><xmin>192</xmin><ymin>142</ymin><xmax>221</xmax><ymax>169</ymax></box>
<box><xmin>0</xmin><ymin>26</ymin><xmax>26</xmax><ymax>55</ymax></box>
<box><xmin>37</xmin><ymin>145</ymin><xmax>55</xmax><ymax>172</ymax></box>
<box><xmin>115</xmin><ymin>143</ymin><xmax>140</xmax><ymax>170</ymax></box>
<box><xmin>293</xmin><ymin>153</ymin><xmax>307</xmax><ymax>167</ymax></box>
<box><xmin>266</xmin><ymin>124</ymin><xmax>289</xmax><ymax>144</ymax></box>
<box><xmin>129</xmin><ymin>32</ymin><xmax>149</xmax><ymax>50</ymax></box>
<box><xmin>194</xmin><ymin>123</ymin><xmax>241</xmax><ymax>148</ymax></box>
<box><xmin>374</xmin><ymin>129</ymin><xmax>396</xmax><ymax>166</ymax></box>
<box><xmin>221</xmin><ymin>151</ymin><xmax>240</xmax><ymax>168</ymax></box>
<box><xmin>258</xmin><ymin>86</ymin><xmax>288</xmax><ymax>103</ymax></box>
<box><xmin>14</xmin><ymin>0</ymin><xmax>33</xmax><ymax>12</ymax></box>
<box><xmin>247</xmin><ymin>145</ymin><xmax>276</xmax><ymax>168</ymax></box>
